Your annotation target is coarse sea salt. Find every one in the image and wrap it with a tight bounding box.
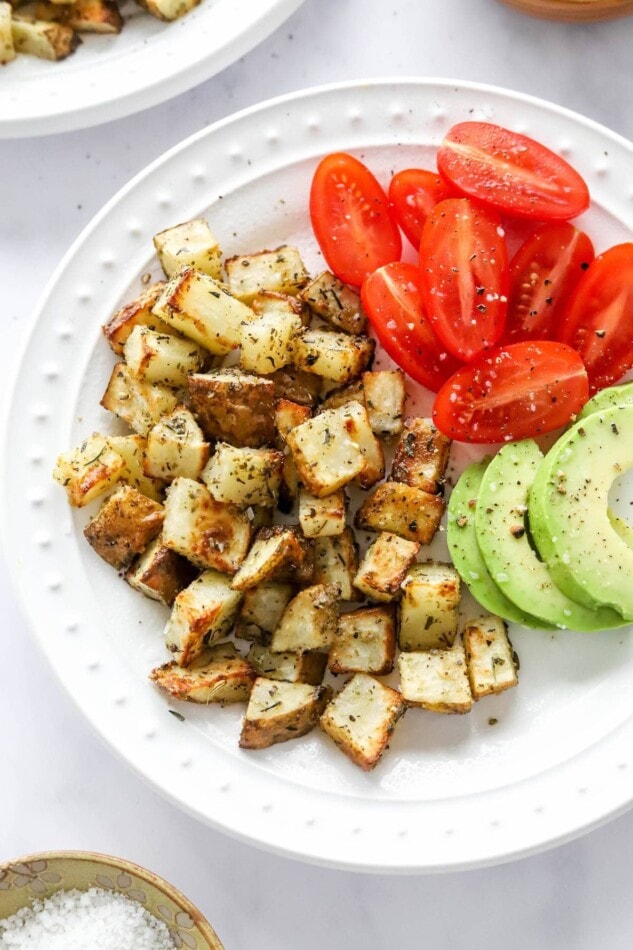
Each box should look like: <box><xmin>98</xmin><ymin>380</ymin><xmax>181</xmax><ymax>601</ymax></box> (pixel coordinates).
<box><xmin>0</xmin><ymin>886</ymin><xmax>176</xmax><ymax>950</ymax></box>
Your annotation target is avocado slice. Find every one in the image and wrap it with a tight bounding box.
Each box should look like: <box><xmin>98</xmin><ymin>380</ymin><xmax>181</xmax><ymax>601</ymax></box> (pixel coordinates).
<box><xmin>528</xmin><ymin>405</ymin><xmax>633</xmax><ymax>620</ymax></box>
<box><xmin>577</xmin><ymin>381</ymin><xmax>633</xmax><ymax>420</ymax></box>
<box><xmin>476</xmin><ymin>439</ymin><xmax>626</xmax><ymax>631</ymax></box>
<box><xmin>447</xmin><ymin>460</ymin><xmax>549</xmax><ymax>628</ymax></box>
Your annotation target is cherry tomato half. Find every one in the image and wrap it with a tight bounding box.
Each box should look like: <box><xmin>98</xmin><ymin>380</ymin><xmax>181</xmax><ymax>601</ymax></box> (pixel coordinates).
<box><xmin>556</xmin><ymin>243</ymin><xmax>633</xmax><ymax>394</ymax></box>
<box><xmin>388</xmin><ymin>168</ymin><xmax>454</xmax><ymax>250</ymax></box>
<box><xmin>437</xmin><ymin>122</ymin><xmax>590</xmax><ymax>221</ymax></box>
<box><xmin>504</xmin><ymin>222</ymin><xmax>594</xmax><ymax>343</ymax></box>
<box><xmin>419</xmin><ymin>197</ymin><xmax>509</xmax><ymax>362</ymax></box>
<box><xmin>432</xmin><ymin>340</ymin><xmax>588</xmax><ymax>443</ymax></box>
<box><xmin>309</xmin><ymin>152</ymin><xmax>402</xmax><ymax>287</ymax></box>
<box><xmin>361</xmin><ymin>262</ymin><xmax>462</xmax><ymax>393</ymax></box>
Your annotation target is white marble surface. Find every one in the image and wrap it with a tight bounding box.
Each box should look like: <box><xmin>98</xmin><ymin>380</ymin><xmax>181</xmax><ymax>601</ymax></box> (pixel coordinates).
<box><xmin>3</xmin><ymin>1</ymin><xmax>633</xmax><ymax>947</ymax></box>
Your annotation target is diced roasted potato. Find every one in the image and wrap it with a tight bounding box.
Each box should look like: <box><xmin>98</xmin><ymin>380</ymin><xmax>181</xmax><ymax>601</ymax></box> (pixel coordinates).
<box><xmin>399</xmin><ymin>563</ymin><xmax>461</xmax><ymax>651</ymax></box>
<box><xmin>248</xmin><ymin>643</ymin><xmax>327</xmax><ymax>686</ymax></box>
<box><xmin>231</xmin><ymin>526</ymin><xmax>312</xmax><ymax>591</ymax></box>
<box><xmin>136</xmin><ymin>0</ymin><xmax>200</xmax><ymax>22</ymax></box>
<box><xmin>144</xmin><ymin>407</ymin><xmax>209</xmax><ymax>482</ymax></box>
<box><xmin>106</xmin><ymin>434</ymin><xmax>164</xmax><ymax>502</ymax></box>
<box><xmin>152</xmin><ymin>267</ymin><xmax>253</xmax><ymax>355</ymax></box>
<box><xmin>201</xmin><ymin>443</ymin><xmax>284</xmax><ymax>508</ymax></box>
<box><xmin>225</xmin><ymin>246</ymin><xmax>309</xmax><ymax>303</ymax></box>
<box><xmin>313</xmin><ymin>529</ymin><xmax>360</xmax><ymax>602</ymax></box>
<box><xmin>319</xmin><ymin>673</ymin><xmax>406</xmax><ymax>771</ymax></box>
<box><xmin>274</xmin><ymin>399</ymin><xmax>312</xmax><ymax>444</ymax></box>
<box><xmin>319</xmin><ymin>379</ymin><xmax>365</xmax><ymax>413</ymax></box>
<box><xmin>102</xmin><ymin>282</ymin><xmax>169</xmax><ymax>356</ymax></box>
<box><xmin>329</xmin><ymin>606</ymin><xmax>396</xmax><ymax>675</ymax></box>
<box><xmin>53</xmin><ymin>433</ymin><xmax>125</xmax><ymax>508</ymax></box>
<box><xmin>286</xmin><ymin>404</ymin><xmax>366</xmax><ymax>498</ymax></box>
<box><xmin>164</xmin><ymin>570</ymin><xmax>242</xmax><ymax>666</ymax></box>
<box><xmin>83</xmin><ymin>485</ymin><xmax>164</xmax><ymax>570</ymax></box>
<box><xmin>398</xmin><ymin>642</ymin><xmax>473</xmax><ymax>714</ymax></box>
<box><xmin>462</xmin><ymin>616</ymin><xmax>519</xmax><ymax>699</ymax></box>
<box><xmin>162</xmin><ymin>477</ymin><xmax>251</xmax><ymax>574</ymax></box>
<box><xmin>270</xmin><ymin>583</ymin><xmax>338</xmax><ymax>654</ymax></box>
<box><xmin>125</xmin><ymin>536</ymin><xmax>198</xmax><ymax>606</ymax></box>
<box><xmin>299</xmin><ymin>271</ymin><xmax>366</xmax><ymax>335</ymax></box>
<box><xmin>277</xmin><ymin>454</ymin><xmax>299</xmax><ymax>515</ymax></box>
<box><xmin>123</xmin><ymin>326</ymin><xmax>207</xmax><ymax>387</ymax></box>
<box><xmin>362</xmin><ymin>370</ymin><xmax>406</xmax><ymax>437</ymax></box>
<box><xmin>239</xmin><ymin>677</ymin><xmax>331</xmax><ymax>750</ymax></box>
<box><xmin>234</xmin><ymin>581</ymin><xmax>295</xmax><ymax>642</ymax></box>
<box><xmin>153</xmin><ymin>219</ymin><xmax>222</xmax><ymax>281</ymax></box>
<box><xmin>391</xmin><ymin>418</ymin><xmax>451</xmax><ymax>494</ymax></box>
<box><xmin>271</xmin><ymin>366</ymin><xmax>322</xmax><ymax>407</ymax></box>
<box><xmin>187</xmin><ymin>369</ymin><xmax>276</xmax><ymax>447</ymax></box>
<box><xmin>299</xmin><ymin>488</ymin><xmax>346</xmax><ymax>538</ymax></box>
<box><xmin>353</xmin><ymin>532</ymin><xmax>420</xmax><ymax>603</ymax></box>
<box><xmin>344</xmin><ymin>401</ymin><xmax>385</xmax><ymax>489</ymax></box>
<box><xmin>11</xmin><ymin>15</ymin><xmax>79</xmax><ymax>59</ymax></box>
<box><xmin>150</xmin><ymin>642</ymin><xmax>254</xmax><ymax>703</ymax></box>
<box><xmin>355</xmin><ymin>482</ymin><xmax>445</xmax><ymax>544</ymax></box>
<box><xmin>0</xmin><ymin>2</ymin><xmax>16</xmax><ymax>62</ymax></box>
<box><xmin>251</xmin><ymin>290</ymin><xmax>310</xmax><ymax>327</ymax></box>
<box><xmin>36</xmin><ymin>0</ymin><xmax>122</xmax><ymax>32</ymax></box>
<box><xmin>239</xmin><ymin>310</ymin><xmax>302</xmax><ymax>375</ymax></box>
<box><xmin>293</xmin><ymin>329</ymin><xmax>374</xmax><ymax>384</ymax></box>
<box><xmin>100</xmin><ymin>362</ymin><xmax>178</xmax><ymax>436</ymax></box>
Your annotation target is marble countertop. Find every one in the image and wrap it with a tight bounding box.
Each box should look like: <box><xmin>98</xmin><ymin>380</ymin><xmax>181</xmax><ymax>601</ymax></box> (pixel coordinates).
<box><xmin>3</xmin><ymin>1</ymin><xmax>633</xmax><ymax>946</ymax></box>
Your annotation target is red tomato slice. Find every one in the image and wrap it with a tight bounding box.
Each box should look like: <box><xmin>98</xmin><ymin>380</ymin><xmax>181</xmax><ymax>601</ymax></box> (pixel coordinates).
<box><xmin>361</xmin><ymin>262</ymin><xmax>462</xmax><ymax>393</ymax></box>
<box><xmin>309</xmin><ymin>152</ymin><xmax>402</xmax><ymax>286</ymax></box>
<box><xmin>437</xmin><ymin>122</ymin><xmax>590</xmax><ymax>221</ymax></box>
<box><xmin>504</xmin><ymin>223</ymin><xmax>594</xmax><ymax>343</ymax></box>
<box><xmin>556</xmin><ymin>243</ymin><xmax>633</xmax><ymax>394</ymax></box>
<box><xmin>432</xmin><ymin>341</ymin><xmax>588</xmax><ymax>443</ymax></box>
<box><xmin>419</xmin><ymin>197</ymin><xmax>509</xmax><ymax>362</ymax></box>
<box><xmin>388</xmin><ymin>168</ymin><xmax>454</xmax><ymax>249</ymax></box>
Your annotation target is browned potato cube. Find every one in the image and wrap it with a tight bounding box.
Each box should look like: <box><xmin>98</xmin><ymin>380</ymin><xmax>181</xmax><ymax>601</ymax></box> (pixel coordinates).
<box><xmin>271</xmin><ymin>367</ymin><xmax>322</xmax><ymax>407</ymax></box>
<box><xmin>11</xmin><ymin>15</ymin><xmax>80</xmax><ymax>60</ymax></box>
<box><xmin>463</xmin><ymin>616</ymin><xmax>519</xmax><ymax>699</ymax></box>
<box><xmin>100</xmin><ymin>362</ymin><xmax>178</xmax><ymax>436</ymax></box>
<box><xmin>102</xmin><ymin>282</ymin><xmax>169</xmax><ymax>356</ymax></box>
<box><xmin>299</xmin><ymin>488</ymin><xmax>346</xmax><ymax>538</ymax></box>
<box><xmin>319</xmin><ymin>379</ymin><xmax>365</xmax><ymax>413</ymax></box>
<box><xmin>83</xmin><ymin>485</ymin><xmax>164</xmax><ymax>570</ymax></box>
<box><xmin>286</xmin><ymin>404</ymin><xmax>366</xmax><ymax>498</ymax></box>
<box><xmin>248</xmin><ymin>644</ymin><xmax>327</xmax><ymax>685</ymax></box>
<box><xmin>225</xmin><ymin>246</ymin><xmax>309</xmax><ymax>303</ymax></box>
<box><xmin>391</xmin><ymin>418</ymin><xmax>451</xmax><ymax>494</ymax></box>
<box><xmin>53</xmin><ymin>433</ymin><xmax>125</xmax><ymax>508</ymax></box>
<box><xmin>164</xmin><ymin>570</ymin><xmax>242</xmax><ymax>667</ymax></box>
<box><xmin>234</xmin><ymin>581</ymin><xmax>295</xmax><ymax>642</ymax></box>
<box><xmin>313</xmin><ymin>529</ymin><xmax>360</xmax><ymax>602</ymax></box>
<box><xmin>274</xmin><ymin>399</ymin><xmax>312</xmax><ymax>444</ymax></box>
<box><xmin>143</xmin><ymin>407</ymin><xmax>210</xmax><ymax>482</ymax></box>
<box><xmin>107</xmin><ymin>434</ymin><xmax>164</xmax><ymax>502</ymax></box>
<box><xmin>162</xmin><ymin>477</ymin><xmax>251</xmax><ymax>574</ymax></box>
<box><xmin>329</xmin><ymin>606</ymin><xmax>396</xmax><ymax>675</ymax></box>
<box><xmin>201</xmin><ymin>443</ymin><xmax>284</xmax><ymax>508</ymax></box>
<box><xmin>299</xmin><ymin>271</ymin><xmax>366</xmax><ymax>335</ymax></box>
<box><xmin>37</xmin><ymin>0</ymin><xmax>123</xmax><ymax>32</ymax></box>
<box><xmin>399</xmin><ymin>563</ymin><xmax>460</xmax><ymax>651</ymax></box>
<box><xmin>188</xmin><ymin>369</ymin><xmax>276</xmax><ymax>447</ymax></box>
<box><xmin>270</xmin><ymin>584</ymin><xmax>338</xmax><ymax>653</ymax></box>
<box><xmin>125</xmin><ymin>536</ymin><xmax>198</xmax><ymax>606</ymax></box>
<box><xmin>355</xmin><ymin>482</ymin><xmax>445</xmax><ymax>544</ymax></box>
<box><xmin>153</xmin><ymin>219</ymin><xmax>222</xmax><ymax>281</ymax></box>
<box><xmin>353</xmin><ymin>532</ymin><xmax>420</xmax><ymax>603</ymax></box>
<box><xmin>319</xmin><ymin>673</ymin><xmax>406</xmax><ymax>771</ymax></box>
<box><xmin>150</xmin><ymin>643</ymin><xmax>255</xmax><ymax>703</ymax></box>
<box><xmin>251</xmin><ymin>290</ymin><xmax>310</xmax><ymax>326</ymax></box>
<box><xmin>231</xmin><ymin>526</ymin><xmax>312</xmax><ymax>591</ymax></box>
<box><xmin>362</xmin><ymin>370</ymin><xmax>406</xmax><ymax>437</ymax></box>
<box><xmin>293</xmin><ymin>330</ymin><xmax>374</xmax><ymax>384</ymax></box>
<box><xmin>398</xmin><ymin>642</ymin><xmax>473</xmax><ymax>714</ymax></box>
<box><xmin>239</xmin><ymin>678</ymin><xmax>330</xmax><ymax>749</ymax></box>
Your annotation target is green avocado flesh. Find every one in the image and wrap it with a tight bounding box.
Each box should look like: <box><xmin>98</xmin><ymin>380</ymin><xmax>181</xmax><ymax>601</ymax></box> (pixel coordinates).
<box><xmin>447</xmin><ymin>460</ymin><xmax>549</xmax><ymax>628</ymax></box>
<box><xmin>528</xmin><ymin>405</ymin><xmax>633</xmax><ymax>621</ymax></box>
<box><xmin>577</xmin><ymin>381</ymin><xmax>633</xmax><ymax>420</ymax></box>
<box><xmin>476</xmin><ymin>440</ymin><xmax>626</xmax><ymax>631</ymax></box>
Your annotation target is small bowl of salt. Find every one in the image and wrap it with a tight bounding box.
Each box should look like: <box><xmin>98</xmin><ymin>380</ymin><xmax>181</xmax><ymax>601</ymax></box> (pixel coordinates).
<box><xmin>0</xmin><ymin>851</ymin><xmax>224</xmax><ymax>950</ymax></box>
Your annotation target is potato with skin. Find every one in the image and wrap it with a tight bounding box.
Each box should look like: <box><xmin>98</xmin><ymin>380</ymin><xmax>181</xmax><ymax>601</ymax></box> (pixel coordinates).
<box><xmin>231</xmin><ymin>526</ymin><xmax>312</xmax><ymax>591</ymax></box>
<box><xmin>239</xmin><ymin>678</ymin><xmax>331</xmax><ymax>750</ymax></box>
<box><xmin>391</xmin><ymin>418</ymin><xmax>451</xmax><ymax>494</ymax></box>
<box><xmin>270</xmin><ymin>584</ymin><xmax>339</xmax><ymax>654</ymax></box>
<box><xmin>164</xmin><ymin>570</ymin><xmax>243</xmax><ymax>667</ymax></box>
<box><xmin>355</xmin><ymin>481</ymin><xmax>445</xmax><ymax>544</ymax></box>
<box><xmin>248</xmin><ymin>644</ymin><xmax>327</xmax><ymax>686</ymax></box>
<box><xmin>234</xmin><ymin>582</ymin><xmax>295</xmax><ymax>643</ymax></box>
<box><xmin>313</xmin><ymin>529</ymin><xmax>360</xmax><ymax>602</ymax></box>
<box><xmin>150</xmin><ymin>643</ymin><xmax>255</xmax><ymax>703</ymax></box>
<box><xmin>11</xmin><ymin>15</ymin><xmax>80</xmax><ymax>60</ymax></box>
<box><xmin>270</xmin><ymin>366</ymin><xmax>321</xmax><ymax>407</ymax></box>
<box><xmin>83</xmin><ymin>485</ymin><xmax>164</xmax><ymax>570</ymax></box>
<box><xmin>353</xmin><ymin>532</ymin><xmax>420</xmax><ymax>603</ymax></box>
<box><xmin>125</xmin><ymin>536</ymin><xmax>198</xmax><ymax>607</ymax></box>
<box><xmin>103</xmin><ymin>282</ymin><xmax>169</xmax><ymax>356</ymax></box>
<box><xmin>188</xmin><ymin>370</ymin><xmax>276</xmax><ymax>448</ymax></box>
<box><xmin>463</xmin><ymin>616</ymin><xmax>519</xmax><ymax>699</ymax></box>
<box><xmin>362</xmin><ymin>370</ymin><xmax>406</xmax><ymax>437</ymax></box>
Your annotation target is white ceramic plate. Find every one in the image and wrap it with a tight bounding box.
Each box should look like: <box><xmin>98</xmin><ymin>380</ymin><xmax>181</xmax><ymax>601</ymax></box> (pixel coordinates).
<box><xmin>0</xmin><ymin>0</ymin><xmax>304</xmax><ymax>138</ymax></box>
<box><xmin>4</xmin><ymin>79</ymin><xmax>633</xmax><ymax>872</ymax></box>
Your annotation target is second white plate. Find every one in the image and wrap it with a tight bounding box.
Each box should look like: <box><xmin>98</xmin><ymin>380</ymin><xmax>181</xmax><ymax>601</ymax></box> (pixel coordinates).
<box><xmin>4</xmin><ymin>78</ymin><xmax>633</xmax><ymax>871</ymax></box>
